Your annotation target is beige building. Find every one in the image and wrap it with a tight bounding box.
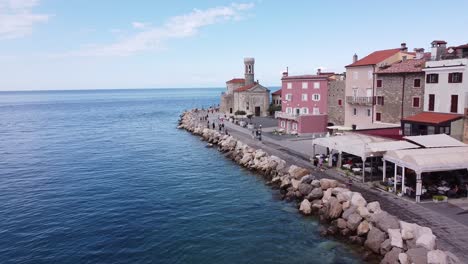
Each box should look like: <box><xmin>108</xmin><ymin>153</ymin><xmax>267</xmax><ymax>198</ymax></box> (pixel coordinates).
<box><xmin>344</xmin><ymin>43</ymin><xmax>415</xmax><ymax>129</ymax></box>
<box><xmin>220</xmin><ymin>58</ymin><xmax>270</xmax><ymax>116</ymax></box>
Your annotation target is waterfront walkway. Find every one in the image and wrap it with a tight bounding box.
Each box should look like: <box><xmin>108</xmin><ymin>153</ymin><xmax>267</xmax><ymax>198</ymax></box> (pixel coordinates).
<box><xmin>207</xmin><ymin>114</ymin><xmax>468</xmax><ymax>261</ymax></box>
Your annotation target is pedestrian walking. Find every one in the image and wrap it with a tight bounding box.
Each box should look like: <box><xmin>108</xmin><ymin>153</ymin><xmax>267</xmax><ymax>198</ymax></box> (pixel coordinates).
<box><xmin>212</xmin><ymin>122</ymin><xmax>215</xmax><ymax>129</ymax></box>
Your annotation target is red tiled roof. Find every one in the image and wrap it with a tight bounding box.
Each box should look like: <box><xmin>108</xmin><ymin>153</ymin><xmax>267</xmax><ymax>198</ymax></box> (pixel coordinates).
<box><xmin>456</xmin><ymin>44</ymin><xmax>468</xmax><ymax>49</ymax></box>
<box><xmin>376</xmin><ymin>58</ymin><xmax>426</xmax><ymax>74</ymax></box>
<box><xmin>234</xmin><ymin>83</ymin><xmax>257</xmax><ymax>92</ymax></box>
<box><xmin>226</xmin><ymin>78</ymin><xmax>245</xmax><ymax>84</ymax></box>
<box><xmin>403</xmin><ymin>112</ymin><xmax>463</xmax><ymax>125</ymax></box>
<box><xmin>282</xmin><ymin>74</ymin><xmax>328</xmax><ymax>80</ymax></box>
<box><xmin>318</xmin><ymin>72</ymin><xmax>335</xmax><ymax>76</ymax></box>
<box><xmin>272</xmin><ymin>89</ymin><xmax>281</xmax><ymax>96</ymax></box>
<box><xmin>346</xmin><ymin>48</ymin><xmax>401</xmax><ymax>67</ymax></box>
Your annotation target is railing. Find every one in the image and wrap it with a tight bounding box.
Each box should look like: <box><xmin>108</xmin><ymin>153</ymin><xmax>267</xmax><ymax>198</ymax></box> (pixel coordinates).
<box><xmin>275</xmin><ymin>111</ymin><xmax>298</xmax><ymax>120</ymax></box>
<box><xmin>346</xmin><ymin>96</ymin><xmax>373</xmax><ymax>105</ymax></box>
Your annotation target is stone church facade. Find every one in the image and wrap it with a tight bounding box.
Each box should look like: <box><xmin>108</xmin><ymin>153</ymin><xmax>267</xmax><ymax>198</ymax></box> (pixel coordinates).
<box><xmin>220</xmin><ymin>58</ymin><xmax>270</xmax><ymax>116</ymax></box>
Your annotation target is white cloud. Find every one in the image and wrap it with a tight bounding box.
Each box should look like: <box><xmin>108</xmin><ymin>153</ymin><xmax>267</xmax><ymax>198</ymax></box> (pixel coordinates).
<box><xmin>0</xmin><ymin>0</ymin><xmax>49</xmax><ymax>39</ymax></box>
<box><xmin>66</xmin><ymin>2</ymin><xmax>255</xmax><ymax>57</ymax></box>
<box><xmin>132</xmin><ymin>21</ymin><xmax>150</xmax><ymax>29</ymax></box>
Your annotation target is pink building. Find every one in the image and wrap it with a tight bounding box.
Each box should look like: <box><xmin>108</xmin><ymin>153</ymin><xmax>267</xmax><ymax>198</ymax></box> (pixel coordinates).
<box><xmin>276</xmin><ymin>71</ymin><xmax>329</xmax><ymax>134</ymax></box>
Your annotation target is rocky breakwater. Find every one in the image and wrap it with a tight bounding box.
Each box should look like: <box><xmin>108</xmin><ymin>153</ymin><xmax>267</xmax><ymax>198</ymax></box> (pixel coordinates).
<box><xmin>178</xmin><ymin>110</ymin><xmax>461</xmax><ymax>264</ymax></box>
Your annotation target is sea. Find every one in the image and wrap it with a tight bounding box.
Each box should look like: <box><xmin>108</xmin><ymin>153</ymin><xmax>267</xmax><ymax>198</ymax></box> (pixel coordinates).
<box><xmin>0</xmin><ymin>88</ymin><xmax>363</xmax><ymax>264</ymax></box>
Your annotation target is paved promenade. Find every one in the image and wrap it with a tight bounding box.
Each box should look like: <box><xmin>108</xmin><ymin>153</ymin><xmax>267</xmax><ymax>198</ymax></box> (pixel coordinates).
<box><xmin>207</xmin><ymin>114</ymin><xmax>468</xmax><ymax>262</ymax></box>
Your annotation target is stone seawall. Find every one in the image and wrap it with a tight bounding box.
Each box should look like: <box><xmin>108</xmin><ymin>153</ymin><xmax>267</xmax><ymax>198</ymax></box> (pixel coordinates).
<box><xmin>178</xmin><ymin>110</ymin><xmax>461</xmax><ymax>264</ymax></box>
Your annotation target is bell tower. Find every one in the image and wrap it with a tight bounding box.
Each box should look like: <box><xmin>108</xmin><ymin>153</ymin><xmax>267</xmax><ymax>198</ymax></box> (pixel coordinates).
<box><xmin>244</xmin><ymin>57</ymin><xmax>255</xmax><ymax>86</ymax></box>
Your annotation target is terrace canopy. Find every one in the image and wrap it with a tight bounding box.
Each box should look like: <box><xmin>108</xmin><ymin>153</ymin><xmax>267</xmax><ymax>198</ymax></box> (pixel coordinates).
<box><xmin>403</xmin><ymin>134</ymin><xmax>467</xmax><ymax>148</ymax></box>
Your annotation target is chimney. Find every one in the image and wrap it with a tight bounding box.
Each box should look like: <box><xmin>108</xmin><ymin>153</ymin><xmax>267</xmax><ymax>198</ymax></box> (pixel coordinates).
<box><xmin>431</xmin><ymin>40</ymin><xmax>447</xmax><ymax>60</ymax></box>
<box><xmin>282</xmin><ymin>67</ymin><xmax>288</xmax><ymax>77</ymax></box>
<box><xmin>400</xmin><ymin>43</ymin><xmax>408</xmax><ymax>52</ymax></box>
<box><xmin>414</xmin><ymin>48</ymin><xmax>425</xmax><ymax>59</ymax></box>
<box><xmin>317</xmin><ymin>68</ymin><xmax>322</xmax><ymax>75</ymax></box>
<box><xmin>353</xmin><ymin>54</ymin><xmax>358</xmax><ymax>63</ymax></box>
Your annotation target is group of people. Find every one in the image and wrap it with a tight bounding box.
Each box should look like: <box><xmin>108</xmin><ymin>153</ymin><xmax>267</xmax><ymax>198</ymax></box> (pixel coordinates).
<box><xmin>251</xmin><ymin>125</ymin><xmax>262</xmax><ymax>141</ymax></box>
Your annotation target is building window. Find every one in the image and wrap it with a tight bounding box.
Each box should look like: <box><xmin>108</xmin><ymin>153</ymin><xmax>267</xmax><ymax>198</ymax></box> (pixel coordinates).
<box><xmin>367</xmin><ymin>109</ymin><xmax>371</xmax><ymax>117</ymax></box>
<box><xmin>312</xmin><ymin>94</ymin><xmax>320</xmax><ymax>101</ymax></box>
<box><xmin>312</xmin><ymin>107</ymin><xmax>320</xmax><ymax>115</ymax></box>
<box><xmin>376</xmin><ymin>80</ymin><xmax>382</xmax><ymax>88</ymax></box>
<box><xmin>353</xmin><ymin>108</ymin><xmax>357</xmax><ymax>116</ymax></box>
<box><xmin>287</xmin><ymin>82</ymin><xmax>292</xmax><ymax>89</ymax></box>
<box><xmin>281</xmin><ymin>121</ymin><xmax>285</xmax><ymax>128</ymax></box>
<box><xmin>404</xmin><ymin>123</ymin><xmax>411</xmax><ymax>135</ymax></box>
<box><xmin>353</xmin><ymin>72</ymin><xmax>358</xmax><ymax>80</ymax></box>
<box><xmin>301</xmin><ymin>107</ymin><xmax>309</xmax><ymax>114</ymax></box>
<box><xmin>286</xmin><ymin>107</ymin><xmax>292</xmax><ymax>114</ymax></box>
<box><xmin>426</xmin><ymin>74</ymin><xmax>439</xmax><ymax>83</ymax></box>
<box><xmin>451</xmin><ymin>94</ymin><xmax>458</xmax><ymax>113</ymax></box>
<box><xmin>427</xmin><ymin>126</ymin><xmax>435</xmax><ymax>135</ymax></box>
<box><xmin>414</xmin><ymin>78</ymin><xmax>421</xmax><ymax>88</ymax></box>
<box><xmin>442</xmin><ymin>126</ymin><xmax>450</xmax><ymax>135</ymax></box>
<box><xmin>338</xmin><ymin>99</ymin><xmax>342</xmax><ymax>106</ymax></box>
<box><xmin>292</xmin><ymin>123</ymin><xmax>298</xmax><ymax>130</ymax></box>
<box><xmin>428</xmin><ymin>94</ymin><xmax>435</xmax><ymax>111</ymax></box>
<box><xmin>286</xmin><ymin>93</ymin><xmax>292</xmax><ymax>101</ymax></box>
<box><xmin>301</xmin><ymin>94</ymin><xmax>308</xmax><ymax>101</ymax></box>
<box><xmin>412</xmin><ymin>97</ymin><xmax>420</xmax><ymax>108</ymax></box>
<box><xmin>376</xmin><ymin>112</ymin><xmax>381</xmax><ymax>121</ymax></box>
<box><xmin>377</xmin><ymin>96</ymin><xmax>384</xmax><ymax>105</ymax></box>
<box><xmin>246</xmin><ymin>101</ymin><xmax>249</xmax><ymax>110</ymax></box>
<box><xmin>302</xmin><ymin>82</ymin><xmax>308</xmax><ymax>89</ymax></box>
<box><xmin>448</xmin><ymin>72</ymin><xmax>463</xmax><ymax>83</ymax></box>
<box><xmin>314</xmin><ymin>82</ymin><xmax>320</xmax><ymax>89</ymax></box>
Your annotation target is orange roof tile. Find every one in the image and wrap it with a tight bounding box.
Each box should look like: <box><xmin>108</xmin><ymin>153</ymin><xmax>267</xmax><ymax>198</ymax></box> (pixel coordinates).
<box><xmin>376</xmin><ymin>58</ymin><xmax>426</xmax><ymax>74</ymax></box>
<box><xmin>234</xmin><ymin>83</ymin><xmax>257</xmax><ymax>92</ymax></box>
<box><xmin>346</xmin><ymin>48</ymin><xmax>401</xmax><ymax>67</ymax></box>
<box><xmin>226</xmin><ymin>78</ymin><xmax>245</xmax><ymax>84</ymax></box>
<box><xmin>272</xmin><ymin>89</ymin><xmax>281</xmax><ymax>96</ymax></box>
<box><xmin>403</xmin><ymin>112</ymin><xmax>463</xmax><ymax>125</ymax></box>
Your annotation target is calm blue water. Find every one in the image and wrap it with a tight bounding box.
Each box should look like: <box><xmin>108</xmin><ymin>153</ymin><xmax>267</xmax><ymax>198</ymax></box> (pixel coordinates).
<box><xmin>0</xmin><ymin>89</ymin><xmax>362</xmax><ymax>264</ymax></box>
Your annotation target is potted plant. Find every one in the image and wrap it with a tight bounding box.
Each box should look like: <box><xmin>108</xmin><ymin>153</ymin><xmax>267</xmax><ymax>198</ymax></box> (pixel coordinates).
<box><xmin>432</xmin><ymin>195</ymin><xmax>448</xmax><ymax>203</ymax></box>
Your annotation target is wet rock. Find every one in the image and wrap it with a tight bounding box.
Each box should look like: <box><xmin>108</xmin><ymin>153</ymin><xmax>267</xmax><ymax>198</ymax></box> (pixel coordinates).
<box><xmin>319</xmin><ymin>226</ymin><xmax>328</xmax><ymax>236</ymax></box>
<box><xmin>320</xmin><ymin>178</ymin><xmax>338</xmax><ymax>190</ymax></box>
<box><xmin>280</xmin><ymin>177</ymin><xmax>291</xmax><ymax>189</ymax></box>
<box><xmin>406</xmin><ymin>247</ymin><xmax>428</xmax><ymax>264</ymax></box>
<box><xmin>326</xmin><ymin>197</ymin><xmax>343</xmax><ymax>220</ymax></box>
<box><xmin>340</xmin><ymin>228</ymin><xmax>351</xmax><ymax>236</ymax></box>
<box><xmin>311</xmin><ymin>199</ymin><xmax>324</xmax><ymax>212</ymax></box>
<box><xmin>364</xmin><ymin>227</ymin><xmax>386</xmax><ymax>254</ymax></box>
<box><xmin>381</xmin><ymin>247</ymin><xmax>402</xmax><ymax>264</ymax></box>
<box><xmin>299</xmin><ymin>199</ymin><xmax>312</xmax><ymax>215</ymax></box>
<box><xmin>298</xmin><ymin>183</ymin><xmax>313</xmax><ymax>196</ymax></box>
<box><xmin>336</xmin><ymin>218</ymin><xmax>347</xmax><ymax>229</ymax></box>
<box><xmin>349</xmin><ymin>235</ymin><xmax>365</xmax><ymax>245</ymax></box>
<box><xmin>327</xmin><ymin>225</ymin><xmax>339</xmax><ymax>236</ymax></box>
<box><xmin>357</xmin><ymin>220</ymin><xmax>370</xmax><ymax>236</ymax></box>
<box><xmin>346</xmin><ymin>213</ymin><xmax>363</xmax><ymax>231</ymax></box>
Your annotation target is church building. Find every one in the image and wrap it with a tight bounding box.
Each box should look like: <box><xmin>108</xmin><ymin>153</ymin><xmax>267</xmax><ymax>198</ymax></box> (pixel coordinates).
<box><xmin>220</xmin><ymin>58</ymin><xmax>270</xmax><ymax>116</ymax></box>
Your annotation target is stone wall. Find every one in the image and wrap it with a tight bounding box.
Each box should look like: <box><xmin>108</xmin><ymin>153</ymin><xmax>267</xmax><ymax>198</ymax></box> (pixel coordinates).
<box><xmin>220</xmin><ymin>93</ymin><xmax>234</xmax><ymax>114</ymax></box>
<box><xmin>328</xmin><ymin>80</ymin><xmax>345</xmax><ymax>125</ymax></box>
<box><xmin>375</xmin><ymin>73</ymin><xmax>424</xmax><ymax>124</ymax></box>
<box><xmin>234</xmin><ymin>91</ymin><xmax>269</xmax><ymax>116</ymax></box>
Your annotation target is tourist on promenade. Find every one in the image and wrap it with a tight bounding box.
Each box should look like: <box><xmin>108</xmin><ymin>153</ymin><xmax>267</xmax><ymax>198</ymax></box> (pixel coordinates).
<box><xmin>251</xmin><ymin>129</ymin><xmax>255</xmax><ymax>139</ymax></box>
<box><xmin>212</xmin><ymin>122</ymin><xmax>215</xmax><ymax>130</ymax></box>
<box><xmin>207</xmin><ymin>121</ymin><xmax>210</xmax><ymax>128</ymax></box>
<box><xmin>318</xmin><ymin>155</ymin><xmax>324</xmax><ymax>170</ymax></box>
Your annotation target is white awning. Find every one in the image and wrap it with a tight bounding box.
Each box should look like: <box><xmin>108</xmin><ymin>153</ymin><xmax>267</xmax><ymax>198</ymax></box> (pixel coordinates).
<box><xmin>384</xmin><ymin>147</ymin><xmax>468</xmax><ymax>173</ymax></box>
<box><xmin>367</xmin><ymin>141</ymin><xmax>419</xmax><ymax>153</ymax></box>
<box><xmin>327</xmin><ymin>125</ymin><xmax>353</xmax><ymax>131</ymax></box>
<box><xmin>403</xmin><ymin>134</ymin><xmax>466</xmax><ymax>148</ymax></box>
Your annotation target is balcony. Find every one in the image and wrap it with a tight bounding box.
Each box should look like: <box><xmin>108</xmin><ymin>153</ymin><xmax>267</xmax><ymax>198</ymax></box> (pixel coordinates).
<box><xmin>275</xmin><ymin>111</ymin><xmax>298</xmax><ymax>120</ymax></box>
<box><xmin>346</xmin><ymin>96</ymin><xmax>373</xmax><ymax>105</ymax></box>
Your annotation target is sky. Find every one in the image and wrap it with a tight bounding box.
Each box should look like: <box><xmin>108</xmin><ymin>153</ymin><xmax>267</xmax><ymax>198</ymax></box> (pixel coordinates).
<box><xmin>1</xmin><ymin>0</ymin><xmax>468</xmax><ymax>91</ymax></box>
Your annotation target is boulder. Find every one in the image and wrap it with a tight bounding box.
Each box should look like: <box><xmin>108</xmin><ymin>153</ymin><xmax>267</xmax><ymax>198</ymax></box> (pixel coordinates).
<box><xmin>445</xmin><ymin>251</ymin><xmax>461</xmax><ymax>264</ymax></box>
<box><xmin>381</xmin><ymin>247</ymin><xmax>403</xmax><ymax>264</ymax></box>
<box><xmin>336</xmin><ymin>218</ymin><xmax>347</xmax><ymax>229</ymax></box>
<box><xmin>406</xmin><ymin>247</ymin><xmax>428</xmax><ymax>264</ymax></box>
<box><xmin>311</xmin><ymin>199</ymin><xmax>324</xmax><ymax>211</ymax></box>
<box><xmin>342</xmin><ymin>206</ymin><xmax>357</xmax><ymax>220</ymax></box>
<box><xmin>239</xmin><ymin>154</ymin><xmax>253</xmax><ymax>165</ymax></box>
<box><xmin>427</xmin><ymin>250</ymin><xmax>448</xmax><ymax>264</ymax></box>
<box><xmin>416</xmin><ymin>233</ymin><xmax>436</xmax><ymax>251</ymax></box>
<box><xmin>291</xmin><ymin>179</ymin><xmax>301</xmax><ymax>190</ymax></box>
<box><xmin>370</xmin><ymin>211</ymin><xmax>399</xmax><ymax>232</ymax></box>
<box><xmin>340</xmin><ymin>228</ymin><xmax>351</xmax><ymax>237</ymax></box>
<box><xmin>342</xmin><ymin>201</ymin><xmax>350</xmax><ymax>210</ymax></box>
<box><xmin>321</xmin><ymin>188</ymin><xmax>332</xmax><ymax>203</ymax></box>
<box><xmin>288</xmin><ymin>165</ymin><xmax>309</xmax><ymax>179</ymax></box>
<box><xmin>306</xmin><ymin>188</ymin><xmax>323</xmax><ymax>200</ymax></box>
<box><xmin>326</xmin><ymin>197</ymin><xmax>343</xmax><ymax>220</ymax></box>
<box><xmin>380</xmin><ymin>239</ymin><xmax>392</xmax><ymax>255</ymax></box>
<box><xmin>311</xmin><ymin>179</ymin><xmax>321</xmax><ymax>188</ymax></box>
<box><xmin>336</xmin><ymin>191</ymin><xmax>353</xmax><ymax>203</ymax></box>
<box><xmin>357</xmin><ymin>206</ymin><xmax>370</xmax><ymax>219</ymax></box>
<box><xmin>364</xmin><ymin>227</ymin><xmax>386</xmax><ymax>254</ymax></box>
<box><xmin>399</xmin><ymin>253</ymin><xmax>409</xmax><ymax>264</ymax></box>
<box><xmin>299</xmin><ymin>199</ymin><xmax>312</xmax><ymax>215</ymax></box>
<box><xmin>349</xmin><ymin>235</ymin><xmax>365</xmax><ymax>245</ymax></box>
<box><xmin>406</xmin><ymin>238</ymin><xmax>417</xmax><ymax>250</ymax></box>
<box><xmin>280</xmin><ymin>177</ymin><xmax>291</xmax><ymax>189</ymax></box>
<box><xmin>346</xmin><ymin>213</ymin><xmax>363</xmax><ymax>231</ymax></box>
<box><xmin>366</xmin><ymin>201</ymin><xmax>382</xmax><ymax>214</ymax></box>
<box><xmin>331</xmin><ymin>187</ymin><xmax>348</xmax><ymax>196</ymax></box>
<box><xmin>298</xmin><ymin>183</ymin><xmax>313</xmax><ymax>196</ymax></box>
<box><xmin>300</xmin><ymin>174</ymin><xmax>315</xmax><ymax>184</ymax></box>
<box><xmin>350</xmin><ymin>192</ymin><xmax>367</xmax><ymax>207</ymax></box>
<box><xmin>357</xmin><ymin>220</ymin><xmax>370</xmax><ymax>236</ymax></box>
<box><xmin>254</xmin><ymin>149</ymin><xmax>267</xmax><ymax>159</ymax></box>
<box><xmin>400</xmin><ymin>221</ymin><xmax>417</xmax><ymax>240</ymax></box>
<box><xmin>388</xmin><ymin>228</ymin><xmax>403</xmax><ymax>248</ymax></box>
<box><xmin>320</xmin><ymin>178</ymin><xmax>338</xmax><ymax>190</ymax></box>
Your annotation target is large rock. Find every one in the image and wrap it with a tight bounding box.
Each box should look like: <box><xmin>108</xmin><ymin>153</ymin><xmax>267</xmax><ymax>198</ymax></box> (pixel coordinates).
<box><xmin>298</xmin><ymin>183</ymin><xmax>313</xmax><ymax>196</ymax></box>
<box><xmin>406</xmin><ymin>247</ymin><xmax>428</xmax><ymax>264</ymax></box>
<box><xmin>320</xmin><ymin>178</ymin><xmax>338</xmax><ymax>190</ymax></box>
<box><xmin>336</xmin><ymin>191</ymin><xmax>352</xmax><ymax>203</ymax></box>
<box><xmin>380</xmin><ymin>239</ymin><xmax>392</xmax><ymax>255</ymax></box>
<box><xmin>357</xmin><ymin>206</ymin><xmax>370</xmax><ymax>219</ymax></box>
<box><xmin>400</xmin><ymin>221</ymin><xmax>417</xmax><ymax>240</ymax></box>
<box><xmin>346</xmin><ymin>213</ymin><xmax>363</xmax><ymax>231</ymax></box>
<box><xmin>342</xmin><ymin>206</ymin><xmax>357</xmax><ymax>220</ymax></box>
<box><xmin>350</xmin><ymin>192</ymin><xmax>367</xmax><ymax>207</ymax></box>
<box><xmin>364</xmin><ymin>227</ymin><xmax>387</xmax><ymax>254</ymax></box>
<box><xmin>291</xmin><ymin>179</ymin><xmax>301</xmax><ymax>190</ymax></box>
<box><xmin>326</xmin><ymin>197</ymin><xmax>343</xmax><ymax>220</ymax></box>
<box><xmin>388</xmin><ymin>228</ymin><xmax>403</xmax><ymax>248</ymax></box>
<box><xmin>321</xmin><ymin>188</ymin><xmax>332</xmax><ymax>203</ymax></box>
<box><xmin>307</xmin><ymin>188</ymin><xmax>323</xmax><ymax>200</ymax></box>
<box><xmin>300</xmin><ymin>174</ymin><xmax>315</xmax><ymax>184</ymax></box>
<box><xmin>342</xmin><ymin>201</ymin><xmax>350</xmax><ymax>210</ymax></box>
<box><xmin>311</xmin><ymin>199</ymin><xmax>324</xmax><ymax>211</ymax></box>
<box><xmin>357</xmin><ymin>220</ymin><xmax>370</xmax><ymax>236</ymax></box>
<box><xmin>381</xmin><ymin>247</ymin><xmax>403</xmax><ymax>264</ymax></box>
<box><xmin>371</xmin><ymin>211</ymin><xmax>400</xmax><ymax>232</ymax></box>
<box><xmin>311</xmin><ymin>180</ymin><xmax>321</xmax><ymax>188</ymax></box>
<box><xmin>239</xmin><ymin>153</ymin><xmax>253</xmax><ymax>165</ymax></box>
<box><xmin>288</xmin><ymin>165</ymin><xmax>309</xmax><ymax>179</ymax></box>
<box><xmin>427</xmin><ymin>250</ymin><xmax>448</xmax><ymax>264</ymax></box>
<box><xmin>280</xmin><ymin>177</ymin><xmax>291</xmax><ymax>189</ymax></box>
<box><xmin>399</xmin><ymin>253</ymin><xmax>409</xmax><ymax>264</ymax></box>
<box><xmin>336</xmin><ymin>218</ymin><xmax>347</xmax><ymax>229</ymax></box>
<box><xmin>366</xmin><ymin>201</ymin><xmax>382</xmax><ymax>214</ymax></box>
<box><xmin>299</xmin><ymin>199</ymin><xmax>312</xmax><ymax>215</ymax></box>
<box><xmin>331</xmin><ymin>187</ymin><xmax>348</xmax><ymax>196</ymax></box>
<box><xmin>416</xmin><ymin>233</ymin><xmax>436</xmax><ymax>251</ymax></box>
<box><xmin>254</xmin><ymin>149</ymin><xmax>267</xmax><ymax>159</ymax></box>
